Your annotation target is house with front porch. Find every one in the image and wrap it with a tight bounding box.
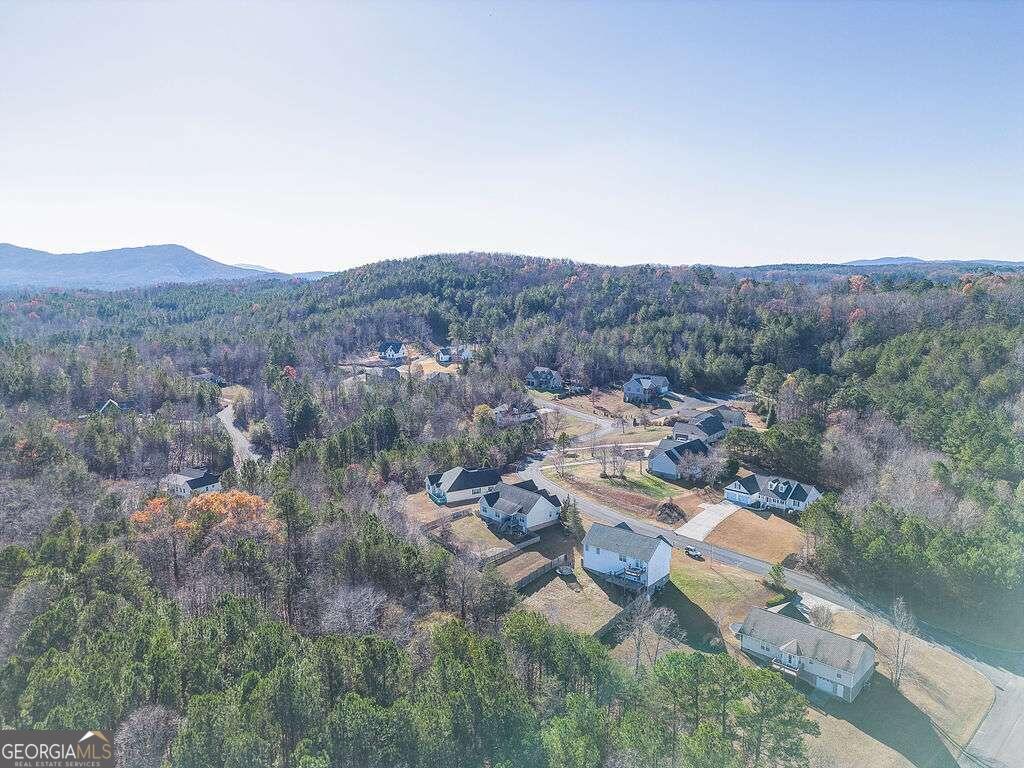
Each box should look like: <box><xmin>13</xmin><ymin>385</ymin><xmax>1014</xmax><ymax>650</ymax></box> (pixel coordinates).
<box><xmin>724</xmin><ymin>474</ymin><xmax>821</xmax><ymax>513</ymax></box>
<box><xmin>738</xmin><ymin>608</ymin><xmax>876</xmax><ymax>702</ymax></box>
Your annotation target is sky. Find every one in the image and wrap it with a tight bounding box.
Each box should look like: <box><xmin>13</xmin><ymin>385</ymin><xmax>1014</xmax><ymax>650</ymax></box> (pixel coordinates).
<box><xmin>0</xmin><ymin>0</ymin><xmax>1021</xmax><ymax>272</ymax></box>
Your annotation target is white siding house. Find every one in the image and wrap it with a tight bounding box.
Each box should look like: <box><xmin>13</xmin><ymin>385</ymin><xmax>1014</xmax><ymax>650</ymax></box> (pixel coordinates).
<box><xmin>160</xmin><ymin>468</ymin><xmax>222</xmax><ymax>499</ymax></box>
<box><xmin>738</xmin><ymin>608</ymin><xmax>876</xmax><ymax>702</ymax></box>
<box><xmin>582</xmin><ymin>522</ymin><xmax>672</xmax><ymax>593</ymax></box>
<box><xmin>724</xmin><ymin>474</ymin><xmax>821</xmax><ymax>512</ymax></box>
<box><xmin>479</xmin><ymin>480</ymin><xmax>561</xmax><ymax>533</ymax></box>
<box><xmin>647</xmin><ymin>438</ymin><xmax>709</xmax><ymax>481</ymax></box>
<box><xmin>425</xmin><ymin>467</ymin><xmax>502</xmax><ymax>505</ymax></box>
<box><xmin>493</xmin><ymin>403</ymin><xmax>539</xmax><ymax>428</ymax></box>
<box><xmin>378</xmin><ymin>340</ymin><xmax>407</xmax><ymax>362</ymax></box>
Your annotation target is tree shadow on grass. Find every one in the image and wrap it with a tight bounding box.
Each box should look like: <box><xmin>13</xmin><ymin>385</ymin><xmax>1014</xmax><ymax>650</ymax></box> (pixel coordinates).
<box><xmin>811</xmin><ymin>674</ymin><xmax>961</xmax><ymax>768</ymax></box>
<box><xmin>653</xmin><ymin>581</ymin><xmax>723</xmax><ymax>651</ymax></box>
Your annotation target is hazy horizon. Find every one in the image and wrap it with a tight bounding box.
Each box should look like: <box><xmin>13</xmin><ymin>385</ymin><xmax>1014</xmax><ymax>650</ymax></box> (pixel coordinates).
<box><xmin>2</xmin><ymin>0</ymin><xmax>1021</xmax><ymax>272</ymax></box>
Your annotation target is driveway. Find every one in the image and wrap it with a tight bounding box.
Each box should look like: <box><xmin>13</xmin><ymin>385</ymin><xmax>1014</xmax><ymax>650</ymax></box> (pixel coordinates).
<box><xmin>675</xmin><ymin>500</ymin><xmax>740</xmax><ymax>540</ymax></box>
<box><xmin>216</xmin><ymin>402</ymin><xmax>255</xmax><ymax>467</ymax></box>
<box><xmin>520</xmin><ymin>443</ymin><xmax>1024</xmax><ymax>768</ymax></box>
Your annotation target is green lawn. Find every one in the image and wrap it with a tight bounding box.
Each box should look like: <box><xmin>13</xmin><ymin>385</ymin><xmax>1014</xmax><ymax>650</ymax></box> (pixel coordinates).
<box><xmin>604</xmin><ymin>469</ymin><xmax>678</xmax><ymax>500</ymax></box>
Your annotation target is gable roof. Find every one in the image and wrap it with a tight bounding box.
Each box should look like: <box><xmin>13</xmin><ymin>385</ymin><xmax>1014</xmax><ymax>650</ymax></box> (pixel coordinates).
<box><xmin>166</xmin><ymin>467</ymin><xmax>221</xmax><ymax>490</ymax></box>
<box><xmin>482</xmin><ymin>479</ymin><xmax>560</xmax><ymax>515</ymax></box>
<box><xmin>431</xmin><ymin>466</ymin><xmax>501</xmax><ymax>493</ymax></box>
<box><xmin>584</xmin><ymin>522</ymin><xmax>668</xmax><ymax>562</ymax></box>
<box><xmin>378</xmin><ymin>340</ymin><xmax>405</xmax><ymax>354</ymax></box>
<box><xmin>651</xmin><ymin>437</ymin><xmax>709</xmax><ymax>466</ymax></box>
<box><xmin>739</xmin><ymin>608</ymin><xmax>873</xmax><ymax>672</ymax></box>
<box><xmin>626</xmin><ymin>373</ymin><xmax>670</xmax><ymax>389</ymax></box>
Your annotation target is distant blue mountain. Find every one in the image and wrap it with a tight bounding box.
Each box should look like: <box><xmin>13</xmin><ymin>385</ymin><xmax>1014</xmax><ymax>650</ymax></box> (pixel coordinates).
<box><xmin>843</xmin><ymin>256</ymin><xmax>926</xmax><ymax>266</ymax></box>
<box><xmin>0</xmin><ymin>243</ymin><xmax>328</xmax><ymax>289</ymax></box>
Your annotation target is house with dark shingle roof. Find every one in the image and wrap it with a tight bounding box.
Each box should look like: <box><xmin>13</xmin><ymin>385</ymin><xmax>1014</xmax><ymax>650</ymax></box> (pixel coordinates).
<box><xmin>582</xmin><ymin>522</ymin><xmax>672</xmax><ymax>593</ymax></box>
<box><xmin>160</xmin><ymin>467</ymin><xmax>222</xmax><ymax>499</ymax></box>
<box><xmin>647</xmin><ymin>437</ymin><xmax>709</xmax><ymax>481</ymax></box>
<box><xmin>526</xmin><ymin>366</ymin><xmax>563</xmax><ymax>391</ymax></box>
<box><xmin>378</xmin><ymin>340</ymin><xmax>407</xmax><ymax>362</ymax></box>
<box><xmin>479</xmin><ymin>479</ymin><xmax>561</xmax><ymax>533</ymax></box>
<box><xmin>623</xmin><ymin>374</ymin><xmax>671</xmax><ymax>404</ymax></box>
<box><xmin>724</xmin><ymin>473</ymin><xmax>821</xmax><ymax>512</ymax></box>
<box><xmin>425</xmin><ymin>466</ymin><xmax>502</xmax><ymax>505</ymax></box>
<box><xmin>738</xmin><ymin>607</ymin><xmax>876</xmax><ymax>702</ymax></box>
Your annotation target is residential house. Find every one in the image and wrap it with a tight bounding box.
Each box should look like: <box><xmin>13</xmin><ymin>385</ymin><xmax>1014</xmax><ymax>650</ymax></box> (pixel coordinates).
<box><xmin>724</xmin><ymin>474</ymin><xmax>821</xmax><ymax>513</ymax></box>
<box><xmin>194</xmin><ymin>371</ymin><xmax>228</xmax><ymax>387</ymax></box>
<box><xmin>647</xmin><ymin>437</ymin><xmax>709</xmax><ymax>481</ymax></box>
<box><xmin>623</xmin><ymin>374</ymin><xmax>671</xmax><ymax>404</ymax></box>
<box><xmin>160</xmin><ymin>467</ymin><xmax>222</xmax><ymax>499</ymax></box>
<box><xmin>526</xmin><ymin>367</ymin><xmax>563</xmax><ymax>391</ymax></box>
<box><xmin>672</xmin><ymin>412</ymin><xmax>728</xmax><ymax>443</ymax></box>
<box><xmin>425</xmin><ymin>466</ymin><xmax>502</xmax><ymax>505</ymax></box>
<box><xmin>479</xmin><ymin>480</ymin><xmax>561</xmax><ymax>533</ymax></box>
<box><xmin>738</xmin><ymin>607</ymin><xmax>876</xmax><ymax>702</ymax></box>
<box><xmin>436</xmin><ymin>345</ymin><xmax>472</xmax><ymax>365</ymax></box>
<box><xmin>582</xmin><ymin>522</ymin><xmax>672</xmax><ymax>593</ymax></box>
<box><xmin>493</xmin><ymin>403</ymin><xmax>539</xmax><ymax>428</ymax></box>
<box><xmin>378</xmin><ymin>340</ymin><xmax>407</xmax><ymax>362</ymax></box>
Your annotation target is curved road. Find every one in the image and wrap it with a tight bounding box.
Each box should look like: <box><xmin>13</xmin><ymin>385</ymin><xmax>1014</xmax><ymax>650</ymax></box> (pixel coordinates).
<box><xmin>216</xmin><ymin>402</ymin><xmax>256</xmax><ymax>467</ymax></box>
<box><xmin>524</xmin><ymin>403</ymin><xmax>1023</xmax><ymax>768</ymax></box>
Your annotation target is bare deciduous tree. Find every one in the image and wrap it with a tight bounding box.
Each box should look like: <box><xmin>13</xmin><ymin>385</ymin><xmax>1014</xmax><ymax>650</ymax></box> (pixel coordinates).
<box><xmin>617</xmin><ymin>593</ymin><xmax>683</xmax><ymax>676</ymax></box>
<box><xmin>115</xmin><ymin>705</ymin><xmax>180</xmax><ymax>768</ymax></box>
<box><xmin>887</xmin><ymin>596</ymin><xmax>917</xmax><ymax>690</ymax></box>
<box><xmin>320</xmin><ymin>584</ymin><xmax>388</xmax><ymax>634</ymax></box>
<box><xmin>808</xmin><ymin>604</ymin><xmax>835</xmax><ymax>632</ymax></box>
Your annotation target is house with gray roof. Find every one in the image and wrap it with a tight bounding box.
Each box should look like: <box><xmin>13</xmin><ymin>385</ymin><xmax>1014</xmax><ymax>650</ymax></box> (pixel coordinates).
<box><xmin>738</xmin><ymin>607</ymin><xmax>876</xmax><ymax>702</ymax></box>
<box><xmin>623</xmin><ymin>374</ymin><xmax>671</xmax><ymax>404</ymax></box>
<box><xmin>672</xmin><ymin>411</ymin><xmax>727</xmax><ymax>443</ymax></box>
<box><xmin>479</xmin><ymin>480</ymin><xmax>561</xmax><ymax>533</ymax></box>
<box><xmin>160</xmin><ymin>467</ymin><xmax>222</xmax><ymax>499</ymax></box>
<box><xmin>724</xmin><ymin>474</ymin><xmax>821</xmax><ymax>513</ymax></box>
<box><xmin>582</xmin><ymin>522</ymin><xmax>672</xmax><ymax>593</ymax></box>
<box><xmin>526</xmin><ymin>366</ymin><xmax>563</xmax><ymax>391</ymax></box>
<box><xmin>647</xmin><ymin>437</ymin><xmax>709</xmax><ymax>481</ymax></box>
<box><xmin>425</xmin><ymin>466</ymin><xmax>502</xmax><ymax>505</ymax></box>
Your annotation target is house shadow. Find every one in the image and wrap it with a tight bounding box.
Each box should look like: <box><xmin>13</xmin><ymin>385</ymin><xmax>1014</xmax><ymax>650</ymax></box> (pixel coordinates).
<box><xmin>653</xmin><ymin>581</ymin><xmax>723</xmax><ymax>651</ymax></box>
<box><xmin>810</xmin><ymin>674</ymin><xmax>962</xmax><ymax>768</ymax></box>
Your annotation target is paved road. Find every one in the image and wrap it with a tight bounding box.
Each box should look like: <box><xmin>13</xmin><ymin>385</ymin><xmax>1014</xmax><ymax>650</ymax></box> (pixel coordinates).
<box><xmin>521</xmin><ymin>401</ymin><xmax>1024</xmax><ymax>768</ymax></box>
<box><xmin>216</xmin><ymin>402</ymin><xmax>255</xmax><ymax>467</ymax></box>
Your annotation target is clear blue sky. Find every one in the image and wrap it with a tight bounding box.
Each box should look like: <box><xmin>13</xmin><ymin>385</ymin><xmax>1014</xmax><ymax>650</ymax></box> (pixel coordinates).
<box><xmin>1</xmin><ymin>0</ymin><xmax>1020</xmax><ymax>271</ymax></box>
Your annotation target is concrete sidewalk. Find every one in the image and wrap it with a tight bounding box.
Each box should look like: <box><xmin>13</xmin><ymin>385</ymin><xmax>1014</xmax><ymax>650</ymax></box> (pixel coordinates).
<box><xmin>675</xmin><ymin>500</ymin><xmax>740</xmax><ymax>540</ymax></box>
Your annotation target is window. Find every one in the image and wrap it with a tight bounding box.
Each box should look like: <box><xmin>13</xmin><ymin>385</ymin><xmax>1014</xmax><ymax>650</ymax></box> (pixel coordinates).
<box><xmin>595</xmin><ymin>547</ymin><xmax>601</xmax><ymax>554</ymax></box>
<box><xmin>472</xmin><ymin>488</ymin><xmax>481</xmax><ymax>495</ymax></box>
<box><xmin>619</xmin><ymin>554</ymin><xmax>627</xmax><ymax>562</ymax></box>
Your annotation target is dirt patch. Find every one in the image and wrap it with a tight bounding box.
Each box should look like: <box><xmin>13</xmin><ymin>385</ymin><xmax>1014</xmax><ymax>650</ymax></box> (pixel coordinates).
<box><xmin>520</xmin><ymin>563</ymin><xmax>624</xmax><ymax>636</ymax></box>
<box><xmin>406</xmin><ymin>491</ymin><xmax>448</xmax><ymax>526</ymax></box>
<box><xmin>497</xmin><ymin>549</ymin><xmax>552</xmax><ymax>584</ymax></box>
<box><xmin>704</xmin><ymin>509</ymin><xmax>805</xmax><ymax>563</ymax></box>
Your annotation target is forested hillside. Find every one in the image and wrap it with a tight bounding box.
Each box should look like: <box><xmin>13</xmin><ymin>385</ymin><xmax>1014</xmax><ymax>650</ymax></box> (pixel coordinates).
<box><xmin>1</xmin><ymin>253</ymin><xmax>1023</xmax><ymax>765</ymax></box>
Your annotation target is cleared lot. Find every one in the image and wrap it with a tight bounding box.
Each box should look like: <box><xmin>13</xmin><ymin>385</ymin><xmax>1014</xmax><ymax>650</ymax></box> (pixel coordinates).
<box><xmin>520</xmin><ymin>565</ymin><xmax>623</xmax><ymax>636</ymax></box>
<box><xmin>704</xmin><ymin>508</ymin><xmax>806</xmax><ymax>563</ymax></box>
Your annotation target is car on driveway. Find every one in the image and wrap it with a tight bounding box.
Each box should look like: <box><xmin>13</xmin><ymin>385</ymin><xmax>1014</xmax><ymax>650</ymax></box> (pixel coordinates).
<box><xmin>683</xmin><ymin>546</ymin><xmax>704</xmax><ymax>560</ymax></box>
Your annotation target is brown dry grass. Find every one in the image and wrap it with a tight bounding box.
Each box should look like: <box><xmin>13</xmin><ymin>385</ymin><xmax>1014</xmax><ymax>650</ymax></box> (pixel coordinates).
<box><xmin>448</xmin><ymin>515</ymin><xmax>513</xmax><ymax>558</ymax></box>
<box><xmin>704</xmin><ymin>509</ymin><xmax>806</xmax><ymax>563</ymax></box>
<box><xmin>520</xmin><ymin>559</ymin><xmax>623</xmax><ymax>636</ymax></box>
<box><xmin>497</xmin><ymin>550</ymin><xmax>551</xmax><ymax>584</ymax></box>
<box><xmin>806</xmin><ymin>612</ymin><xmax>994</xmax><ymax>768</ymax></box>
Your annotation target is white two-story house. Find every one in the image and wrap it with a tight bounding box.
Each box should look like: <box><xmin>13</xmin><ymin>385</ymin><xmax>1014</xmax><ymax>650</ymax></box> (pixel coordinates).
<box><xmin>738</xmin><ymin>608</ymin><xmax>876</xmax><ymax>702</ymax></box>
<box><xmin>425</xmin><ymin>466</ymin><xmax>501</xmax><ymax>505</ymax></box>
<box><xmin>582</xmin><ymin>522</ymin><xmax>672</xmax><ymax>593</ymax></box>
<box><xmin>378</xmin><ymin>340</ymin><xmax>407</xmax><ymax>362</ymax></box>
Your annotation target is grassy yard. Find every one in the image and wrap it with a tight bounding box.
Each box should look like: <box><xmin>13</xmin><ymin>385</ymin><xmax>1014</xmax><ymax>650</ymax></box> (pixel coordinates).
<box><xmin>220</xmin><ymin>384</ymin><xmax>252</xmax><ymax>402</ymax></box>
<box><xmin>704</xmin><ymin>509</ymin><xmax>806</xmax><ymax>564</ymax></box>
<box><xmin>806</xmin><ymin>612</ymin><xmax>994</xmax><ymax>768</ymax></box>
